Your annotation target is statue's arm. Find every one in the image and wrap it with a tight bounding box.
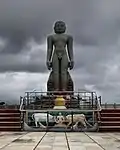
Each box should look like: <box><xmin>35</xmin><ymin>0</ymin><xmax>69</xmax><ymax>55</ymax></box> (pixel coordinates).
<box><xmin>67</xmin><ymin>35</ymin><xmax>73</xmax><ymax>61</ymax></box>
<box><xmin>47</xmin><ymin>35</ymin><xmax>53</xmax><ymax>62</ymax></box>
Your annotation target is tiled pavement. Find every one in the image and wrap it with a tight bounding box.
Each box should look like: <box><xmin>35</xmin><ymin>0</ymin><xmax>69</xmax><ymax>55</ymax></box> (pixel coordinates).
<box><xmin>0</xmin><ymin>132</ymin><xmax>120</xmax><ymax>150</ymax></box>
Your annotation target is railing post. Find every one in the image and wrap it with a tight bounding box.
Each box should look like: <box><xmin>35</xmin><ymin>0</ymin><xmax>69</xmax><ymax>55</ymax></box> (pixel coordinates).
<box><xmin>20</xmin><ymin>96</ymin><xmax>21</xmax><ymax>106</ymax></box>
<box><xmin>27</xmin><ymin>92</ymin><xmax>29</xmax><ymax>106</ymax></box>
<box><xmin>92</xmin><ymin>111</ymin><xmax>95</xmax><ymax>125</ymax></box>
<box><xmin>99</xmin><ymin>96</ymin><xmax>101</xmax><ymax>105</ymax></box>
<box><xmin>49</xmin><ymin>93</ymin><xmax>50</xmax><ymax>109</ymax></box>
<box><xmin>20</xmin><ymin>97</ymin><xmax>22</xmax><ymax>110</ymax></box>
<box><xmin>91</xmin><ymin>92</ymin><xmax>94</xmax><ymax>109</ymax></box>
<box><xmin>26</xmin><ymin>111</ymin><xmax>29</xmax><ymax>127</ymax></box>
<box><xmin>113</xmin><ymin>103</ymin><xmax>116</xmax><ymax>109</ymax></box>
<box><xmin>95</xmin><ymin>96</ymin><xmax>97</xmax><ymax>109</ymax></box>
<box><xmin>105</xmin><ymin>103</ymin><xmax>107</xmax><ymax>108</ymax></box>
<box><xmin>77</xmin><ymin>94</ymin><xmax>80</xmax><ymax>109</ymax></box>
<box><xmin>47</xmin><ymin>111</ymin><xmax>49</xmax><ymax>131</ymax></box>
<box><xmin>71</xmin><ymin>111</ymin><xmax>73</xmax><ymax>131</ymax></box>
<box><xmin>20</xmin><ymin>111</ymin><xmax>25</xmax><ymax>131</ymax></box>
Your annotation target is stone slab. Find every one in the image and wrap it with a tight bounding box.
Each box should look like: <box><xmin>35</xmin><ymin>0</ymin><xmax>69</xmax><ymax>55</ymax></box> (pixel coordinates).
<box><xmin>1</xmin><ymin>132</ymin><xmax>120</xmax><ymax>150</ymax></box>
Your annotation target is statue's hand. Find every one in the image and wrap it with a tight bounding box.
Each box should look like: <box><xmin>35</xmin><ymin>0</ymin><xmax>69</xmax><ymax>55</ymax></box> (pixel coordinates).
<box><xmin>46</xmin><ymin>61</ymin><xmax>52</xmax><ymax>70</ymax></box>
<box><xmin>69</xmin><ymin>60</ymin><xmax>74</xmax><ymax>70</ymax></box>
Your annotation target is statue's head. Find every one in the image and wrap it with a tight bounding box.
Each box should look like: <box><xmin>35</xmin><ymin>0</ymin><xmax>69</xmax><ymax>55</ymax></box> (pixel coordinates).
<box><xmin>54</xmin><ymin>21</ymin><xmax>66</xmax><ymax>34</ymax></box>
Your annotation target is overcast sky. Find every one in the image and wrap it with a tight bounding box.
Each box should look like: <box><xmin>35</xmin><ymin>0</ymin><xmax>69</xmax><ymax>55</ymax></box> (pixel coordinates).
<box><xmin>0</xmin><ymin>0</ymin><xmax>120</xmax><ymax>104</ymax></box>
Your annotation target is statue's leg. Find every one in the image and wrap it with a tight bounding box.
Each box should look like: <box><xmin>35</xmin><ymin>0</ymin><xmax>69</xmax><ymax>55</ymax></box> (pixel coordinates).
<box><xmin>61</xmin><ymin>54</ymin><xmax>68</xmax><ymax>91</ymax></box>
<box><xmin>52</xmin><ymin>54</ymin><xmax>59</xmax><ymax>91</ymax></box>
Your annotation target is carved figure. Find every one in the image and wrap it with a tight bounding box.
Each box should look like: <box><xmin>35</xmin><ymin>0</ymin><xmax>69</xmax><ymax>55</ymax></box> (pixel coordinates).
<box><xmin>46</xmin><ymin>21</ymin><xmax>74</xmax><ymax>91</ymax></box>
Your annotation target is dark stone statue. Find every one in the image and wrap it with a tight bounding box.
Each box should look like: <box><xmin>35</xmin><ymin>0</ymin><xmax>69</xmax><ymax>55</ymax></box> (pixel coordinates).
<box><xmin>46</xmin><ymin>21</ymin><xmax>74</xmax><ymax>92</ymax></box>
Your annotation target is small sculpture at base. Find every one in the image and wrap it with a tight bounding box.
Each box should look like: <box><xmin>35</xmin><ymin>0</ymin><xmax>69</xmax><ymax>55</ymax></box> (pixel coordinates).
<box><xmin>54</xmin><ymin>112</ymin><xmax>67</xmax><ymax>128</ymax></box>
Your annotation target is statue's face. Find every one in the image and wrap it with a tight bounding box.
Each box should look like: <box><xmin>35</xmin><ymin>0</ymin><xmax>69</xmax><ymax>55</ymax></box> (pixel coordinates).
<box><xmin>54</xmin><ymin>21</ymin><xmax>66</xmax><ymax>34</ymax></box>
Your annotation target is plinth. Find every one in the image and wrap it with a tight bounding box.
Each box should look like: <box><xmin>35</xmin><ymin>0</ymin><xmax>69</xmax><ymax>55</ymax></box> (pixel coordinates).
<box><xmin>53</xmin><ymin>95</ymin><xmax>66</xmax><ymax>109</ymax></box>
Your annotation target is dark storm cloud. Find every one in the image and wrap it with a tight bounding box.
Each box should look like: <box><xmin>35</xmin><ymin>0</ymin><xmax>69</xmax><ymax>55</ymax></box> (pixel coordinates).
<box><xmin>0</xmin><ymin>0</ymin><xmax>119</xmax><ymax>69</ymax></box>
<box><xmin>0</xmin><ymin>0</ymin><xmax>120</xmax><ymax>103</ymax></box>
<box><xmin>0</xmin><ymin>0</ymin><xmax>67</xmax><ymax>53</ymax></box>
<box><xmin>0</xmin><ymin>46</ymin><xmax>47</xmax><ymax>72</ymax></box>
<box><xmin>0</xmin><ymin>0</ymin><xmax>120</xmax><ymax>49</ymax></box>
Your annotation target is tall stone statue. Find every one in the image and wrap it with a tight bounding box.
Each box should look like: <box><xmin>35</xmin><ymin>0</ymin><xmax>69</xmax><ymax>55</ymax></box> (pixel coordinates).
<box><xmin>46</xmin><ymin>21</ymin><xmax>74</xmax><ymax>92</ymax></box>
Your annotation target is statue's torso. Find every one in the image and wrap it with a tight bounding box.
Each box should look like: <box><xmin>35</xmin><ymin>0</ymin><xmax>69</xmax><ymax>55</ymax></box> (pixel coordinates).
<box><xmin>51</xmin><ymin>34</ymin><xmax>68</xmax><ymax>58</ymax></box>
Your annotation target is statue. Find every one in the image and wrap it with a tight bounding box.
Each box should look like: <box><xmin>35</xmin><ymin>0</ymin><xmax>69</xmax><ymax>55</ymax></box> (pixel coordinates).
<box><xmin>46</xmin><ymin>21</ymin><xmax>74</xmax><ymax>92</ymax></box>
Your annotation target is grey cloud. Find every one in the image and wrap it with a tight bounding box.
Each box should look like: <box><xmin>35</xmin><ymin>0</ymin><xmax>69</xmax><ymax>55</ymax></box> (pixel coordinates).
<box><xmin>0</xmin><ymin>0</ymin><xmax>120</xmax><ymax>54</ymax></box>
<box><xmin>0</xmin><ymin>44</ymin><xmax>47</xmax><ymax>72</ymax></box>
<box><xmin>0</xmin><ymin>0</ymin><xmax>120</xmax><ymax>103</ymax></box>
<box><xmin>0</xmin><ymin>72</ymin><xmax>48</xmax><ymax>104</ymax></box>
<box><xmin>0</xmin><ymin>0</ymin><xmax>120</xmax><ymax>53</ymax></box>
<box><xmin>0</xmin><ymin>0</ymin><xmax>66</xmax><ymax>53</ymax></box>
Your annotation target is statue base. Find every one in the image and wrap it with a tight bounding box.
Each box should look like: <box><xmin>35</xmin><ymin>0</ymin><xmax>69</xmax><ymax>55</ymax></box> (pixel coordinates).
<box><xmin>53</xmin><ymin>95</ymin><xmax>66</xmax><ymax>109</ymax></box>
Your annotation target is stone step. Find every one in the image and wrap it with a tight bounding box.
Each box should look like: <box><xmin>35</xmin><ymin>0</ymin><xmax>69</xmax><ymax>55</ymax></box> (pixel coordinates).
<box><xmin>99</xmin><ymin>126</ymin><xmax>120</xmax><ymax>132</ymax></box>
<box><xmin>0</xmin><ymin>109</ymin><xmax>20</xmax><ymax>113</ymax></box>
<box><xmin>0</xmin><ymin>117</ymin><xmax>20</xmax><ymax>122</ymax></box>
<box><xmin>98</xmin><ymin>109</ymin><xmax>120</xmax><ymax>132</ymax></box>
<box><xmin>0</xmin><ymin>122</ymin><xmax>22</xmax><ymax>126</ymax></box>
<box><xmin>0</xmin><ymin>126</ymin><xmax>22</xmax><ymax>131</ymax></box>
<box><xmin>0</xmin><ymin>109</ymin><xmax>22</xmax><ymax>131</ymax></box>
<box><xmin>101</xmin><ymin>121</ymin><xmax>120</xmax><ymax>126</ymax></box>
<box><xmin>0</xmin><ymin>113</ymin><xmax>20</xmax><ymax>117</ymax></box>
<box><xmin>101</xmin><ymin>113</ymin><xmax>120</xmax><ymax>117</ymax></box>
<box><xmin>101</xmin><ymin>109</ymin><xmax>120</xmax><ymax>113</ymax></box>
<box><xmin>101</xmin><ymin>117</ymin><xmax>120</xmax><ymax>121</ymax></box>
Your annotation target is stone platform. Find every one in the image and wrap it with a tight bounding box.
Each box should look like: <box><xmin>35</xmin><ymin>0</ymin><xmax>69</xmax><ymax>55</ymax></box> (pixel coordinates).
<box><xmin>0</xmin><ymin>132</ymin><xmax>120</xmax><ymax>150</ymax></box>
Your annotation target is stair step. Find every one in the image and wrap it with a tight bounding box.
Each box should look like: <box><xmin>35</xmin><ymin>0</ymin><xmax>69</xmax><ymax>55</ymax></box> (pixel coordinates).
<box><xmin>0</xmin><ymin>113</ymin><xmax>20</xmax><ymax>114</ymax></box>
<box><xmin>0</xmin><ymin>117</ymin><xmax>20</xmax><ymax>121</ymax></box>
<box><xmin>101</xmin><ymin>113</ymin><xmax>120</xmax><ymax>117</ymax></box>
<box><xmin>98</xmin><ymin>109</ymin><xmax>120</xmax><ymax>131</ymax></box>
<box><xmin>101</xmin><ymin>121</ymin><xmax>120</xmax><ymax>123</ymax></box>
<box><xmin>0</xmin><ymin>109</ymin><xmax>20</xmax><ymax>113</ymax></box>
<box><xmin>101</xmin><ymin>121</ymin><xmax>120</xmax><ymax>126</ymax></box>
<box><xmin>99</xmin><ymin>126</ymin><xmax>120</xmax><ymax>132</ymax></box>
<box><xmin>101</xmin><ymin>109</ymin><xmax>120</xmax><ymax>113</ymax></box>
<box><xmin>0</xmin><ymin>126</ymin><xmax>21</xmax><ymax>131</ymax></box>
<box><xmin>0</xmin><ymin>113</ymin><xmax>20</xmax><ymax>117</ymax></box>
<box><xmin>99</xmin><ymin>125</ymin><xmax>120</xmax><ymax>128</ymax></box>
<box><xmin>0</xmin><ymin>109</ymin><xmax>22</xmax><ymax>131</ymax></box>
<box><xmin>0</xmin><ymin>126</ymin><xmax>21</xmax><ymax>128</ymax></box>
<box><xmin>101</xmin><ymin>117</ymin><xmax>120</xmax><ymax>121</ymax></box>
<box><xmin>0</xmin><ymin>122</ymin><xmax>22</xmax><ymax>126</ymax></box>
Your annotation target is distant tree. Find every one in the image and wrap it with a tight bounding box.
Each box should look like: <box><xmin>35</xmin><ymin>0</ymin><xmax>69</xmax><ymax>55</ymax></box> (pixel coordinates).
<box><xmin>0</xmin><ymin>102</ymin><xmax>5</xmax><ymax>105</ymax></box>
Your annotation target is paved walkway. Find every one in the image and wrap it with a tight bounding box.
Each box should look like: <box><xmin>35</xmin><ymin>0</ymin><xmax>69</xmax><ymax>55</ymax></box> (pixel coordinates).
<box><xmin>0</xmin><ymin>132</ymin><xmax>120</xmax><ymax>150</ymax></box>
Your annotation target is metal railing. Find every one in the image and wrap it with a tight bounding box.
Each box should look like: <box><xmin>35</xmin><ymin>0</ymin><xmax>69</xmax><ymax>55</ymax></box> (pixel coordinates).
<box><xmin>19</xmin><ymin>96</ymin><xmax>24</xmax><ymax>111</ymax></box>
<box><xmin>0</xmin><ymin>105</ymin><xmax>19</xmax><ymax>109</ymax></box>
<box><xmin>102</xmin><ymin>103</ymin><xmax>120</xmax><ymax>109</ymax></box>
<box><xmin>19</xmin><ymin>90</ymin><xmax>99</xmax><ymax>111</ymax></box>
<box><xmin>96</xmin><ymin>96</ymin><xmax>102</xmax><ymax>122</ymax></box>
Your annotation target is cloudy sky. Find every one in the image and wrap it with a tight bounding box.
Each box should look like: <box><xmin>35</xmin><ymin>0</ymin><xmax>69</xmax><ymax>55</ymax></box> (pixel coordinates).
<box><xmin>0</xmin><ymin>0</ymin><xmax>120</xmax><ymax>104</ymax></box>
